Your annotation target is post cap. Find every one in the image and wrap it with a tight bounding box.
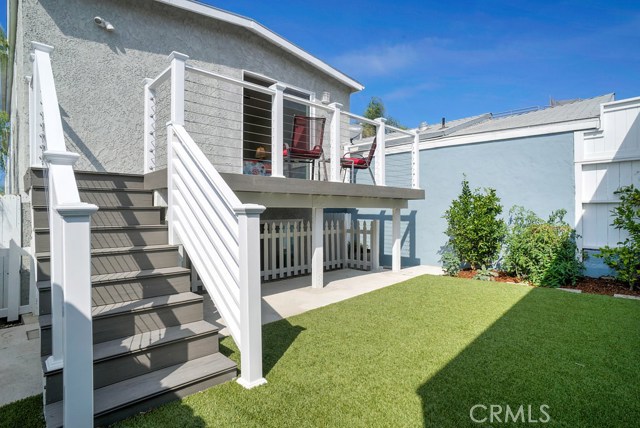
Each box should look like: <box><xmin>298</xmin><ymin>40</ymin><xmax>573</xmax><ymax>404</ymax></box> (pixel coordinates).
<box><xmin>43</xmin><ymin>150</ymin><xmax>80</xmax><ymax>166</ymax></box>
<box><xmin>56</xmin><ymin>202</ymin><xmax>99</xmax><ymax>217</ymax></box>
<box><xmin>234</xmin><ymin>203</ymin><xmax>266</xmax><ymax>216</ymax></box>
<box><xmin>31</xmin><ymin>42</ymin><xmax>54</xmax><ymax>54</ymax></box>
<box><xmin>168</xmin><ymin>51</ymin><xmax>189</xmax><ymax>62</ymax></box>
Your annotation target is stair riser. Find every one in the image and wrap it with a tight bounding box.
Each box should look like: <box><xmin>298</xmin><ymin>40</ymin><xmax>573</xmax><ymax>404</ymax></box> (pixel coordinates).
<box><xmin>32</xmin><ymin>188</ymin><xmax>153</xmax><ymax>207</ymax></box>
<box><xmin>35</xmin><ymin>228</ymin><xmax>168</xmax><ymax>252</ymax></box>
<box><xmin>44</xmin><ymin>332</ymin><xmax>220</xmax><ymax>404</ymax></box>
<box><xmin>30</xmin><ymin>169</ymin><xmax>145</xmax><ymax>190</ymax></box>
<box><xmin>94</xmin><ymin>369</ymin><xmax>236</xmax><ymax>428</ymax></box>
<box><xmin>40</xmin><ymin>300</ymin><xmax>203</xmax><ymax>356</ymax></box>
<box><xmin>39</xmin><ymin>274</ymin><xmax>191</xmax><ymax>316</ymax></box>
<box><xmin>37</xmin><ymin>249</ymin><xmax>181</xmax><ymax>281</ymax></box>
<box><xmin>33</xmin><ymin>208</ymin><xmax>162</xmax><ymax>228</ymax></box>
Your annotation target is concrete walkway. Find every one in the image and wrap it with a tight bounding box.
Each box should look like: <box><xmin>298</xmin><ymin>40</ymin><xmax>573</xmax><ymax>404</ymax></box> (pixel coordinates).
<box><xmin>0</xmin><ymin>265</ymin><xmax>441</xmax><ymax>407</ymax></box>
<box><xmin>206</xmin><ymin>265</ymin><xmax>442</xmax><ymax>335</ymax></box>
<box><xmin>0</xmin><ymin>314</ymin><xmax>42</xmax><ymax>406</ymax></box>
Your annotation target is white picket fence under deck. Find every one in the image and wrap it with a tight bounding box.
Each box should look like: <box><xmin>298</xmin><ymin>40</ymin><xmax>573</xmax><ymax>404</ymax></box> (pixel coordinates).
<box><xmin>260</xmin><ymin>219</ymin><xmax>378</xmax><ymax>282</ymax></box>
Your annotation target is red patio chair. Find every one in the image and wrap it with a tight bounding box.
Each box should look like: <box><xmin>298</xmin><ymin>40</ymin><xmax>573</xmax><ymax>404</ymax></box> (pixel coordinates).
<box><xmin>341</xmin><ymin>137</ymin><xmax>377</xmax><ymax>185</ymax></box>
<box><xmin>283</xmin><ymin>115</ymin><xmax>327</xmax><ymax>180</ymax></box>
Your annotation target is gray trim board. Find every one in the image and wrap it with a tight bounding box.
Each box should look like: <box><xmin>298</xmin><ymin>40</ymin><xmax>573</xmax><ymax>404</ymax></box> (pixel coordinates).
<box><xmin>144</xmin><ymin>169</ymin><xmax>425</xmax><ymax>209</ymax></box>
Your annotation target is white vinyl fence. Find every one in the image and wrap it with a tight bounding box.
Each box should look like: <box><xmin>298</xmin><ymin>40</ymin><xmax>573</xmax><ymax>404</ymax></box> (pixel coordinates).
<box><xmin>260</xmin><ymin>219</ymin><xmax>379</xmax><ymax>281</ymax></box>
<box><xmin>0</xmin><ymin>195</ymin><xmax>22</xmax><ymax>321</ymax></box>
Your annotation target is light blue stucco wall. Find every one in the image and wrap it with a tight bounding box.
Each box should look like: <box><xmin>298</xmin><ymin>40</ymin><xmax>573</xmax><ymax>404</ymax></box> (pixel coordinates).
<box><xmin>356</xmin><ymin>132</ymin><xmax>579</xmax><ymax>269</ymax></box>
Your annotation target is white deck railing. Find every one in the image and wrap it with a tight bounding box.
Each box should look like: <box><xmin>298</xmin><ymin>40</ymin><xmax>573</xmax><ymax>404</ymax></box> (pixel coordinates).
<box><xmin>164</xmin><ymin>52</ymin><xmax>267</xmax><ymax>388</ymax></box>
<box><xmin>30</xmin><ymin>42</ymin><xmax>98</xmax><ymax>427</ymax></box>
<box><xmin>143</xmin><ymin>54</ymin><xmax>421</xmax><ymax>189</ymax></box>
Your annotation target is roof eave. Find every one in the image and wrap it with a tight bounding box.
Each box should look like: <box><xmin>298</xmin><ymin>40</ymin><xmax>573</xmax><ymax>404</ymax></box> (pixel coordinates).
<box><xmin>153</xmin><ymin>0</ymin><xmax>365</xmax><ymax>92</ymax></box>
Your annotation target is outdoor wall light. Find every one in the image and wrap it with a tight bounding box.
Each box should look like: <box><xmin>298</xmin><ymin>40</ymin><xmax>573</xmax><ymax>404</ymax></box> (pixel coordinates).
<box><xmin>321</xmin><ymin>91</ymin><xmax>331</xmax><ymax>104</ymax></box>
<box><xmin>94</xmin><ymin>17</ymin><xmax>115</xmax><ymax>32</ymax></box>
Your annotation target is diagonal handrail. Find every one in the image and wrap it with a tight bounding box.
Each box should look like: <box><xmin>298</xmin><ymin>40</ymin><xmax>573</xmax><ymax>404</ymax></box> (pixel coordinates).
<box><xmin>31</xmin><ymin>42</ymin><xmax>98</xmax><ymax>427</ymax></box>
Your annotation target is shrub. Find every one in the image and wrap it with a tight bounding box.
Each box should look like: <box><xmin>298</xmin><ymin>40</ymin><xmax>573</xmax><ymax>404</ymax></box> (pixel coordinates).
<box><xmin>440</xmin><ymin>248</ymin><xmax>461</xmax><ymax>276</ymax></box>
<box><xmin>596</xmin><ymin>185</ymin><xmax>640</xmax><ymax>290</ymax></box>
<box><xmin>443</xmin><ymin>178</ymin><xmax>506</xmax><ymax>269</ymax></box>
<box><xmin>503</xmin><ymin>206</ymin><xmax>583</xmax><ymax>287</ymax></box>
<box><xmin>473</xmin><ymin>265</ymin><xmax>498</xmax><ymax>281</ymax></box>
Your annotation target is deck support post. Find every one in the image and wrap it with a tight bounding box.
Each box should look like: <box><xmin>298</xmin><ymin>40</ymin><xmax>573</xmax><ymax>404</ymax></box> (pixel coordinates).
<box><xmin>236</xmin><ymin>203</ymin><xmax>267</xmax><ymax>389</ymax></box>
<box><xmin>392</xmin><ymin>208</ymin><xmax>401</xmax><ymax>272</ymax></box>
<box><xmin>311</xmin><ymin>207</ymin><xmax>324</xmax><ymax>288</ymax></box>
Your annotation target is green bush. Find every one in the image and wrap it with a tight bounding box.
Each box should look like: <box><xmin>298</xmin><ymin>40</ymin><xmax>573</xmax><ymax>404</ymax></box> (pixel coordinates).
<box><xmin>440</xmin><ymin>248</ymin><xmax>461</xmax><ymax>276</ymax></box>
<box><xmin>443</xmin><ymin>178</ymin><xmax>506</xmax><ymax>269</ymax></box>
<box><xmin>503</xmin><ymin>206</ymin><xmax>583</xmax><ymax>287</ymax></box>
<box><xmin>473</xmin><ymin>265</ymin><xmax>498</xmax><ymax>281</ymax></box>
<box><xmin>596</xmin><ymin>185</ymin><xmax>640</xmax><ymax>290</ymax></box>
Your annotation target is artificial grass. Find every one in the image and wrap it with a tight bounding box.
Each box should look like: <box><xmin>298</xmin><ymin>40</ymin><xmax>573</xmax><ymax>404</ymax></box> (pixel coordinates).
<box><xmin>2</xmin><ymin>275</ymin><xmax>639</xmax><ymax>427</ymax></box>
<box><xmin>0</xmin><ymin>394</ymin><xmax>44</xmax><ymax>428</ymax></box>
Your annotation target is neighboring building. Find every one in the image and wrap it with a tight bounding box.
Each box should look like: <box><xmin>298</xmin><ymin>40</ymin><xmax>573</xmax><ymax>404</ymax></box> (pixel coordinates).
<box><xmin>355</xmin><ymin>93</ymin><xmax>640</xmax><ymax>277</ymax></box>
<box><xmin>2</xmin><ymin>1</ymin><xmax>423</xmax><ymax>426</ymax></box>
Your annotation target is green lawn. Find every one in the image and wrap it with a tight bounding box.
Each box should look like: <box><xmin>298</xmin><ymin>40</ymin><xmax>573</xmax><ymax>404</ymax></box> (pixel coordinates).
<box><xmin>3</xmin><ymin>275</ymin><xmax>639</xmax><ymax>427</ymax></box>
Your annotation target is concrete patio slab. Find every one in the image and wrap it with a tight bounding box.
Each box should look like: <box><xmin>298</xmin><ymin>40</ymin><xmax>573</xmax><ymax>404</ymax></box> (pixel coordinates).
<box><xmin>206</xmin><ymin>265</ymin><xmax>442</xmax><ymax>336</ymax></box>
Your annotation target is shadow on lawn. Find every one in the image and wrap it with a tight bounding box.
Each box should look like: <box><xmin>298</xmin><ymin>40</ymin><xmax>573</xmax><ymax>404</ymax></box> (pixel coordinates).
<box><xmin>218</xmin><ymin>317</ymin><xmax>306</xmax><ymax>377</ymax></box>
<box><xmin>416</xmin><ymin>287</ymin><xmax>640</xmax><ymax>427</ymax></box>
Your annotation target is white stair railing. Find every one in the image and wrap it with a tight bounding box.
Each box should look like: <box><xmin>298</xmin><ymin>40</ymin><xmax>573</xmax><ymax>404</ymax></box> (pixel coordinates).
<box><xmin>30</xmin><ymin>42</ymin><xmax>98</xmax><ymax>426</ymax></box>
<box><xmin>164</xmin><ymin>52</ymin><xmax>267</xmax><ymax>388</ymax></box>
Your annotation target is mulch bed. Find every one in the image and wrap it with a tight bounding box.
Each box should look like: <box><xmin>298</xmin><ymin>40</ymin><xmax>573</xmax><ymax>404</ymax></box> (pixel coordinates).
<box><xmin>456</xmin><ymin>269</ymin><xmax>640</xmax><ymax>297</ymax></box>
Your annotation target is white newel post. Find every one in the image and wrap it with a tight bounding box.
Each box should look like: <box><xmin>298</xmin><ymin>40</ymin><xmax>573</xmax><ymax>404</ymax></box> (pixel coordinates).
<box><xmin>270</xmin><ymin>83</ymin><xmax>286</xmax><ymax>178</ymax></box>
<box><xmin>411</xmin><ymin>131</ymin><xmax>420</xmax><ymax>189</ymax></box>
<box><xmin>329</xmin><ymin>103</ymin><xmax>343</xmax><ymax>182</ymax></box>
<box><xmin>58</xmin><ymin>203</ymin><xmax>98</xmax><ymax>427</ymax></box>
<box><xmin>374</xmin><ymin>118</ymin><xmax>387</xmax><ymax>186</ymax></box>
<box><xmin>167</xmin><ymin>52</ymin><xmax>188</xmax><ymax>245</ymax></box>
<box><xmin>143</xmin><ymin>78</ymin><xmax>156</xmax><ymax>173</ymax></box>
<box><xmin>169</xmin><ymin>51</ymin><xmax>188</xmax><ymax>125</ymax></box>
<box><xmin>311</xmin><ymin>208</ymin><xmax>324</xmax><ymax>288</ymax></box>
<box><xmin>392</xmin><ymin>208</ymin><xmax>401</xmax><ymax>272</ymax></box>
<box><xmin>235</xmin><ymin>204</ymin><xmax>267</xmax><ymax>389</ymax></box>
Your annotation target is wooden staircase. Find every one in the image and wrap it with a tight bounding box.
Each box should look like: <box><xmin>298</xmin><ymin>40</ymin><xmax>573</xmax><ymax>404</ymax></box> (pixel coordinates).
<box><xmin>28</xmin><ymin>168</ymin><xmax>237</xmax><ymax>427</ymax></box>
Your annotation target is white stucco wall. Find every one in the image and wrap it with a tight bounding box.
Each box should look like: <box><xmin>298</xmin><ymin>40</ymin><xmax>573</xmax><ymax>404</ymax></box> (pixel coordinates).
<box><xmin>15</xmin><ymin>0</ymin><xmax>353</xmax><ymax>188</ymax></box>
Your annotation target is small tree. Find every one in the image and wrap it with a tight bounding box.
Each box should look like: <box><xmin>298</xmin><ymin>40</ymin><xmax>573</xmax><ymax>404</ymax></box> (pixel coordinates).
<box><xmin>597</xmin><ymin>185</ymin><xmax>640</xmax><ymax>290</ymax></box>
<box><xmin>443</xmin><ymin>178</ymin><xmax>506</xmax><ymax>269</ymax></box>
<box><xmin>361</xmin><ymin>97</ymin><xmax>405</xmax><ymax>138</ymax></box>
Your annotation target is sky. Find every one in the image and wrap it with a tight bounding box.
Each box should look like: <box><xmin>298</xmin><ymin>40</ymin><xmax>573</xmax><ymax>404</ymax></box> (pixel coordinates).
<box><xmin>1</xmin><ymin>0</ymin><xmax>639</xmax><ymax>129</ymax></box>
<box><xmin>209</xmin><ymin>0</ymin><xmax>640</xmax><ymax>128</ymax></box>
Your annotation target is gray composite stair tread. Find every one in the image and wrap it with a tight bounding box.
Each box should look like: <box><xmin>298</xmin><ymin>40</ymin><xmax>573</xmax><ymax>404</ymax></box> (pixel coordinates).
<box><xmin>32</xmin><ymin>205</ymin><xmax>160</xmax><ymax>210</ymax></box>
<box><xmin>39</xmin><ymin>292</ymin><xmax>202</xmax><ymax>327</ymax></box>
<box><xmin>42</xmin><ymin>320</ymin><xmax>219</xmax><ymax>374</ymax></box>
<box><xmin>45</xmin><ymin>353</ymin><xmax>237</xmax><ymax>426</ymax></box>
<box><xmin>36</xmin><ymin>244</ymin><xmax>179</xmax><ymax>259</ymax></box>
<box><xmin>35</xmin><ymin>224</ymin><xmax>168</xmax><ymax>233</ymax></box>
<box><xmin>92</xmin><ymin>292</ymin><xmax>203</xmax><ymax>318</ymax></box>
<box><xmin>37</xmin><ymin>266</ymin><xmax>190</xmax><ymax>290</ymax></box>
<box><xmin>31</xmin><ymin>185</ymin><xmax>152</xmax><ymax>193</ymax></box>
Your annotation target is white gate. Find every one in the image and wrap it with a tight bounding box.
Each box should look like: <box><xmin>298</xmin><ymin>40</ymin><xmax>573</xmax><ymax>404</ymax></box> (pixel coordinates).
<box><xmin>260</xmin><ymin>219</ymin><xmax>378</xmax><ymax>281</ymax></box>
<box><xmin>0</xmin><ymin>195</ymin><xmax>22</xmax><ymax>321</ymax></box>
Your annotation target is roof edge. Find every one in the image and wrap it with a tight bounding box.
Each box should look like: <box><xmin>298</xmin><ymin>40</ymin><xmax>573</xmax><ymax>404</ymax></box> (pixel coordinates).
<box><xmin>153</xmin><ymin>0</ymin><xmax>365</xmax><ymax>92</ymax></box>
